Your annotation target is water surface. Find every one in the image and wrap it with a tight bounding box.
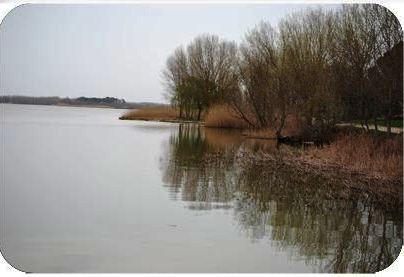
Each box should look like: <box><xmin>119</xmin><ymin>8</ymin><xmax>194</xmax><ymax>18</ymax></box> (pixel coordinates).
<box><xmin>0</xmin><ymin>104</ymin><xmax>402</xmax><ymax>273</ymax></box>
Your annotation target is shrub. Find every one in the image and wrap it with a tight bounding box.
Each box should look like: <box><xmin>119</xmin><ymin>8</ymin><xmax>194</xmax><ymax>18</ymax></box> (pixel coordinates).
<box><xmin>204</xmin><ymin>105</ymin><xmax>249</xmax><ymax>129</ymax></box>
<box><xmin>306</xmin><ymin>132</ymin><xmax>403</xmax><ymax>179</ymax></box>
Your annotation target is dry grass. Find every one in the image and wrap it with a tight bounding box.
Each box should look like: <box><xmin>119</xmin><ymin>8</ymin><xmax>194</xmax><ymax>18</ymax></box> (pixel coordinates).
<box><xmin>120</xmin><ymin>106</ymin><xmax>179</xmax><ymax>121</ymax></box>
<box><xmin>242</xmin><ymin>114</ymin><xmax>304</xmax><ymax>139</ymax></box>
<box><xmin>204</xmin><ymin>105</ymin><xmax>250</xmax><ymax>129</ymax></box>
<box><xmin>283</xmin><ymin>114</ymin><xmax>305</xmax><ymax>137</ymax></box>
<box><xmin>302</xmin><ymin>132</ymin><xmax>403</xmax><ymax>179</ymax></box>
<box><xmin>235</xmin><ymin>131</ymin><xmax>402</xmax><ymax>201</ymax></box>
<box><xmin>242</xmin><ymin>128</ymin><xmax>277</xmax><ymax>139</ymax></box>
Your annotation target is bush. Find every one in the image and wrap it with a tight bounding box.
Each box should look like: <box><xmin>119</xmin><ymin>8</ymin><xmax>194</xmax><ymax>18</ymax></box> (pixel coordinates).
<box><xmin>204</xmin><ymin>105</ymin><xmax>249</xmax><ymax>129</ymax></box>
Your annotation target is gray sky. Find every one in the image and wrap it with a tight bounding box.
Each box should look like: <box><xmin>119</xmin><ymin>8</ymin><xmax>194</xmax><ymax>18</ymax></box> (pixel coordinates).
<box><xmin>0</xmin><ymin>4</ymin><xmax>340</xmax><ymax>103</ymax></box>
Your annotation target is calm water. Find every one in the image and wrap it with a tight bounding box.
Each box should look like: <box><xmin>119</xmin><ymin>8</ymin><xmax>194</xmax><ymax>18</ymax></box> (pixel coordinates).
<box><xmin>0</xmin><ymin>104</ymin><xmax>402</xmax><ymax>273</ymax></box>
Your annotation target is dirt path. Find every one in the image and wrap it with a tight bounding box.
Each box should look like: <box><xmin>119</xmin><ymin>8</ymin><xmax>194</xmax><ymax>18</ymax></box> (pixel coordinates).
<box><xmin>337</xmin><ymin>123</ymin><xmax>403</xmax><ymax>134</ymax></box>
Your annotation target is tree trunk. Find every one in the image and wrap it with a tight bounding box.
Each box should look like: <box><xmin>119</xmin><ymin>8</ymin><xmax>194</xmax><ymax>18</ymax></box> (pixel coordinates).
<box><xmin>387</xmin><ymin>89</ymin><xmax>392</xmax><ymax>135</ymax></box>
<box><xmin>364</xmin><ymin>118</ymin><xmax>369</xmax><ymax>132</ymax></box>
<box><xmin>185</xmin><ymin>107</ymin><xmax>190</xmax><ymax>119</ymax></box>
<box><xmin>387</xmin><ymin>120</ymin><xmax>391</xmax><ymax>135</ymax></box>
<box><xmin>374</xmin><ymin>117</ymin><xmax>378</xmax><ymax>132</ymax></box>
<box><xmin>230</xmin><ymin>101</ymin><xmax>256</xmax><ymax>128</ymax></box>
<box><xmin>275</xmin><ymin>113</ymin><xmax>287</xmax><ymax>139</ymax></box>
<box><xmin>197</xmin><ymin>107</ymin><xmax>202</xmax><ymax>121</ymax></box>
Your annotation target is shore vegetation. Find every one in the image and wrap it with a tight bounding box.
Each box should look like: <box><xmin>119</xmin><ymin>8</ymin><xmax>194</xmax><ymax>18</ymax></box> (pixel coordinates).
<box><xmin>120</xmin><ymin>106</ymin><xmax>179</xmax><ymax>121</ymax></box>
<box><xmin>121</xmin><ymin>4</ymin><xmax>403</xmax><ymax>186</ymax></box>
<box><xmin>157</xmin><ymin>4</ymin><xmax>402</xmax><ymax>140</ymax></box>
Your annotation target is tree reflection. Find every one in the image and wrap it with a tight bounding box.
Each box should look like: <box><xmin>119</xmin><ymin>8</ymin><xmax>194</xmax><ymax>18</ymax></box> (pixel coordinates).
<box><xmin>235</xmin><ymin>162</ymin><xmax>402</xmax><ymax>273</ymax></box>
<box><xmin>160</xmin><ymin>124</ymin><xmax>242</xmax><ymax>209</ymax></box>
<box><xmin>159</xmin><ymin>124</ymin><xmax>402</xmax><ymax>272</ymax></box>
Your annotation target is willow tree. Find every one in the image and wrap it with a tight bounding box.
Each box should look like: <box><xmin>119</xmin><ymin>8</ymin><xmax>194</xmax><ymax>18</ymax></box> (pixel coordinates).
<box><xmin>187</xmin><ymin>34</ymin><xmax>238</xmax><ymax>120</ymax></box>
<box><xmin>331</xmin><ymin>4</ymin><xmax>403</xmax><ymax>132</ymax></box>
<box><xmin>279</xmin><ymin>8</ymin><xmax>339</xmax><ymax>138</ymax></box>
<box><xmin>233</xmin><ymin>11</ymin><xmax>338</xmax><ymax>139</ymax></box>
<box><xmin>233</xmin><ymin>22</ymin><xmax>293</xmax><ymax>137</ymax></box>
<box><xmin>366</xmin><ymin>4</ymin><xmax>403</xmax><ymax>133</ymax></box>
<box><xmin>162</xmin><ymin>46</ymin><xmax>190</xmax><ymax>118</ymax></box>
<box><xmin>163</xmin><ymin>34</ymin><xmax>238</xmax><ymax>120</ymax></box>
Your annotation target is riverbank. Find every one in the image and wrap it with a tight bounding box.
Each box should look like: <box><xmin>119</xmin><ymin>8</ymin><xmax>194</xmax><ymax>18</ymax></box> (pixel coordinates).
<box><xmin>119</xmin><ymin>105</ymin><xmax>240</xmax><ymax>127</ymax></box>
<box><xmin>236</xmin><ymin>149</ymin><xmax>402</xmax><ymax>206</ymax></box>
<box><xmin>121</xmin><ymin>107</ymin><xmax>403</xmax><ymax>192</ymax></box>
<box><xmin>1</xmin><ymin>96</ymin><xmax>163</xmax><ymax>110</ymax></box>
<box><xmin>235</xmin><ymin>130</ymin><xmax>403</xmax><ymax>203</ymax></box>
<box><xmin>120</xmin><ymin>106</ymin><xmax>179</xmax><ymax>121</ymax></box>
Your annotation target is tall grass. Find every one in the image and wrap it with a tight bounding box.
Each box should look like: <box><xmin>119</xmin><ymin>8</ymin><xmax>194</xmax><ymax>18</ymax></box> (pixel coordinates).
<box><xmin>242</xmin><ymin>128</ymin><xmax>277</xmax><ymax>139</ymax></box>
<box><xmin>304</xmin><ymin>132</ymin><xmax>403</xmax><ymax>179</ymax></box>
<box><xmin>204</xmin><ymin>105</ymin><xmax>249</xmax><ymax>129</ymax></box>
<box><xmin>242</xmin><ymin>115</ymin><xmax>304</xmax><ymax>139</ymax></box>
<box><xmin>120</xmin><ymin>106</ymin><xmax>178</xmax><ymax>121</ymax></box>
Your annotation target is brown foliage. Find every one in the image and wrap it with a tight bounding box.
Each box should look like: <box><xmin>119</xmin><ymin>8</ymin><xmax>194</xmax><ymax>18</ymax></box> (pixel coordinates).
<box><xmin>204</xmin><ymin>105</ymin><xmax>249</xmax><ymax>129</ymax></box>
<box><xmin>303</xmin><ymin>132</ymin><xmax>403</xmax><ymax>179</ymax></box>
<box><xmin>242</xmin><ymin>114</ymin><xmax>304</xmax><ymax>139</ymax></box>
<box><xmin>120</xmin><ymin>106</ymin><xmax>178</xmax><ymax>121</ymax></box>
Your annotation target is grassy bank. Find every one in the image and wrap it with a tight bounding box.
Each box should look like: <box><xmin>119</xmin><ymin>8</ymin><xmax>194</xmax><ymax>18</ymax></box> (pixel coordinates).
<box><xmin>120</xmin><ymin>105</ymin><xmax>244</xmax><ymax>126</ymax></box>
<box><xmin>299</xmin><ymin>132</ymin><xmax>403</xmax><ymax>180</ymax></box>
<box><xmin>236</xmin><ymin>130</ymin><xmax>402</xmax><ymax>203</ymax></box>
<box><xmin>120</xmin><ymin>106</ymin><xmax>402</xmax><ymax>184</ymax></box>
<box><xmin>119</xmin><ymin>106</ymin><xmax>179</xmax><ymax>122</ymax></box>
<box><xmin>240</xmin><ymin>131</ymin><xmax>403</xmax><ymax>183</ymax></box>
<box><xmin>353</xmin><ymin>119</ymin><xmax>403</xmax><ymax>128</ymax></box>
<box><xmin>237</xmin><ymin>148</ymin><xmax>402</xmax><ymax>205</ymax></box>
<box><xmin>204</xmin><ymin>105</ymin><xmax>249</xmax><ymax>129</ymax></box>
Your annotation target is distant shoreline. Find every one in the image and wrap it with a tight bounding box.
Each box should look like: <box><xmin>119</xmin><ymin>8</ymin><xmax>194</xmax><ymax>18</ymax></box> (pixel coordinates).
<box><xmin>2</xmin><ymin>102</ymin><xmax>126</xmax><ymax>110</ymax></box>
<box><xmin>0</xmin><ymin>95</ymin><xmax>165</xmax><ymax>110</ymax></box>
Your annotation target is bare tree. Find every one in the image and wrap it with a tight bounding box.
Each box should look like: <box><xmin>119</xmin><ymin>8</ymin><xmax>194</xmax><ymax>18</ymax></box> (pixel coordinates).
<box><xmin>187</xmin><ymin>34</ymin><xmax>238</xmax><ymax>120</ymax></box>
<box><xmin>162</xmin><ymin>46</ymin><xmax>189</xmax><ymax>118</ymax></box>
<box><xmin>280</xmin><ymin>8</ymin><xmax>339</xmax><ymax>139</ymax></box>
<box><xmin>233</xmin><ymin>22</ymin><xmax>292</xmax><ymax>137</ymax></box>
<box><xmin>162</xmin><ymin>4</ymin><xmax>402</xmax><ymax>138</ymax></box>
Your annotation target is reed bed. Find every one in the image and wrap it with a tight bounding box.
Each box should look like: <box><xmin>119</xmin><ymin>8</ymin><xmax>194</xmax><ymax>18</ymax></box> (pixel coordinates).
<box><xmin>242</xmin><ymin>128</ymin><xmax>277</xmax><ymax>139</ymax></box>
<box><xmin>204</xmin><ymin>105</ymin><xmax>250</xmax><ymax>129</ymax></box>
<box><xmin>120</xmin><ymin>106</ymin><xmax>178</xmax><ymax>121</ymax></box>
<box><xmin>302</xmin><ymin>132</ymin><xmax>403</xmax><ymax>179</ymax></box>
<box><xmin>120</xmin><ymin>104</ymin><xmax>402</xmax><ymax>180</ymax></box>
<box><xmin>242</xmin><ymin>115</ymin><xmax>304</xmax><ymax>139</ymax></box>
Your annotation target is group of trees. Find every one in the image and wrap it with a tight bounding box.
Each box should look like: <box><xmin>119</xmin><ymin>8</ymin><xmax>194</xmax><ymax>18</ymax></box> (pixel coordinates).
<box><xmin>160</xmin><ymin>123</ymin><xmax>402</xmax><ymax>272</ymax></box>
<box><xmin>163</xmin><ymin>4</ymin><xmax>403</xmax><ymax>137</ymax></box>
<box><xmin>1</xmin><ymin>95</ymin><xmax>160</xmax><ymax>109</ymax></box>
<box><xmin>162</xmin><ymin>35</ymin><xmax>238</xmax><ymax>120</ymax></box>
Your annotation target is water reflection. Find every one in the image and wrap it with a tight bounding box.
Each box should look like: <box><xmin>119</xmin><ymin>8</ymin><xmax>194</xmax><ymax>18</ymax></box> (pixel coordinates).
<box><xmin>234</xmin><ymin>162</ymin><xmax>402</xmax><ymax>272</ymax></box>
<box><xmin>160</xmin><ymin>124</ymin><xmax>403</xmax><ymax>273</ymax></box>
<box><xmin>160</xmin><ymin>124</ymin><xmax>242</xmax><ymax>209</ymax></box>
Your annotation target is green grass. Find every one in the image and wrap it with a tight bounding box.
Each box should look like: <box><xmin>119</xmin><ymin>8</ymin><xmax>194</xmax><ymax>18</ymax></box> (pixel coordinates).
<box><xmin>351</xmin><ymin>119</ymin><xmax>403</xmax><ymax>128</ymax></box>
<box><xmin>377</xmin><ymin>119</ymin><xmax>403</xmax><ymax>128</ymax></box>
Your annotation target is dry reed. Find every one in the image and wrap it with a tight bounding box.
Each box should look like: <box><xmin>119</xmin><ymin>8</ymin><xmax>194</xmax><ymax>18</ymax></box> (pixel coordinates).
<box><xmin>242</xmin><ymin>128</ymin><xmax>277</xmax><ymax>139</ymax></box>
<box><xmin>120</xmin><ymin>106</ymin><xmax>178</xmax><ymax>121</ymax></box>
<box><xmin>302</xmin><ymin>132</ymin><xmax>403</xmax><ymax>179</ymax></box>
<box><xmin>242</xmin><ymin>114</ymin><xmax>304</xmax><ymax>139</ymax></box>
<box><xmin>204</xmin><ymin>105</ymin><xmax>249</xmax><ymax>129</ymax></box>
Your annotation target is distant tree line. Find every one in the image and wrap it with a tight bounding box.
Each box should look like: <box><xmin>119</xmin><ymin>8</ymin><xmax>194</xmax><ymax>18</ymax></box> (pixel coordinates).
<box><xmin>163</xmin><ymin>4</ymin><xmax>403</xmax><ymax>137</ymax></box>
<box><xmin>0</xmin><ymin>95</ymin><xmax>61</xmax><ymax>106</ymax></box>
<box><xmin>0</xmin><ymin>95</ymin><xmax>163</xmax><ymax>109</ymax></box>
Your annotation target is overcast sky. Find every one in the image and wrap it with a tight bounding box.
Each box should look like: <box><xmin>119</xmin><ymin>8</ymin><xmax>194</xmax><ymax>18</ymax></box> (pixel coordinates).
<box><xmin>0</xmin><ymin>4</ymin><xmax>340</xmax><ymax>103</ymax></box>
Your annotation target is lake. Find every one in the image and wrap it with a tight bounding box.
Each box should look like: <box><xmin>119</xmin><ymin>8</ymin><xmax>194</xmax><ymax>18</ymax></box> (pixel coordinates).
<box><xmin>0</xmin><ymin>104</ymin><xmax>402</xmax><ymax>273</ymax></box>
